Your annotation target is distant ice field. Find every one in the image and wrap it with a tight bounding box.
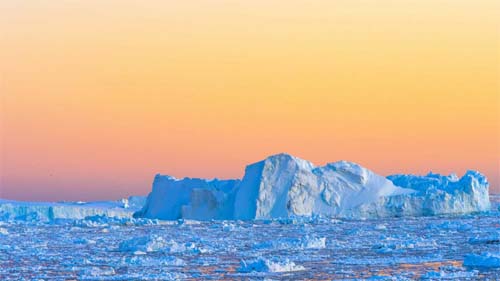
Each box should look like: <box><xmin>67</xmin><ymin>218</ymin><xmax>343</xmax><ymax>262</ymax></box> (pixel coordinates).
<box><xmin>0</xmin><ymin>198</ymin><xmax>498</xmax><ymax>280</ymax></box>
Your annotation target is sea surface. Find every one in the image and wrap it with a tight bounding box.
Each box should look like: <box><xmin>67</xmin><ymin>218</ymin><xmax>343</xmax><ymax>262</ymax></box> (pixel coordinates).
<box><xmin>0</xmin><ymin>197</ymin><xmax>499</xmax><ymax>280</ymax></box>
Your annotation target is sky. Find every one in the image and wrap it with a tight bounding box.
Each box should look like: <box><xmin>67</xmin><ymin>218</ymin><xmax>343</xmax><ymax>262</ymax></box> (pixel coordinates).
<box><xmin>1</xmin><ymin>0</ymin><xmax>499</xmax><ymax>201</ymax></box>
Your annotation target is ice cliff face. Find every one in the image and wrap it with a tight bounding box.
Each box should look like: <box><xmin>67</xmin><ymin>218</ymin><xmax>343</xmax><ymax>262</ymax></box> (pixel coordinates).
<box><xmin>136</xmin><ymin>153</ymin><xmax>490</xmax><ymax>220</ymax></box>
<box><xmin>234</xmin><ymin>154</ymin><xmax>413</xmax><ymax>219</ymax></box>
<box><xmin>133</xmin><ymin>176</ymin><xmax>240</xmax><ymax>220</ymax></box>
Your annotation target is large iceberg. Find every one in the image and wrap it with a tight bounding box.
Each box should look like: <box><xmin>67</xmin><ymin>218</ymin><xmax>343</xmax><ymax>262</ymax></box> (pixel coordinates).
<box><xmin>135</xmin><ymin>153</ymin><xmax>491</xmax><ymax>220</ymax></box>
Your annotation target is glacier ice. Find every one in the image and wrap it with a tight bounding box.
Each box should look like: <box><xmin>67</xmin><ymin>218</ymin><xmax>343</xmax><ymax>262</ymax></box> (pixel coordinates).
<box><xmin>382</xmin><ymin>171</ymin><xmax>491</xmax><ymax>216</ymax></box>
<box><xmin>135</xmin><ymin>153</ymin><xmax>491</xmax><ymax>220</ymax></box>
<box><xmin>0</xmin><ymin>196</ymin><xmax>145</xmax><ymax>222</ymax></box>
<box><xmin>133</xmin><ymin>176</ymin><xmax>240</xmax><ymax>220</ymax></box>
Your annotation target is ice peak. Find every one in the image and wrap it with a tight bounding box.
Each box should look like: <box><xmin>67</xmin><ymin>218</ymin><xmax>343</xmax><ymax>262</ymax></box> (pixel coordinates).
<box><xmin>154</xmin><ymin>174</ymin><xmax>179</xmax><ymax>181</ymax></box>
<box><xmin>324</xmin><ymin>160</ymin><xmax>366</xmax><ymax>172</ymax></box>
<box><xmin>252</xmin><ymin>153</ymin><xmax>315</xmax><ymax>172</ymax></box>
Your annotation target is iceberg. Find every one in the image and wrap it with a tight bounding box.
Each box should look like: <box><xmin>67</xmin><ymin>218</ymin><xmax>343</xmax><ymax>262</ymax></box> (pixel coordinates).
<box><xmin>136</xmin><ymin>153</ymin><xmax>491</xmax><ymax>220</ymax></box>
<box><xmin>0</xmin><ymin>196</ymin><xmax>146</xmax><ymax>222</ymax></box>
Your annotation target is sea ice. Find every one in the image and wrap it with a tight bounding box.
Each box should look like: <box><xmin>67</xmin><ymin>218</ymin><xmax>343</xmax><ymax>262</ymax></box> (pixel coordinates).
<box><xmin>463</xmin><ymin>253</ymin><xmax>500</xmax><ymax>268</ymax></box>
<box><xmin>255</xmin><ymin>235</ymin><xmax>326</xmax><ymax>251</ymax></box>
<box><xmin>1</xmin><ymin>209</ymin><xmax>500</xmax><ymax>279</ymax></box>
<box><xmin>119</xmin><ymin>235</ymin><xmax>169</xmax><ymax>253</ymax></box>
<box><xmin>0</xmin><ymin>228</ymin><xmax>8</xmax><ymax>235</ymax></box>
<box><xmin>468</xmin><ymin>233</ymin><xmax>500</xmax><ymax>245</ymax></box>
<box><xmin>118</xmin><ymin>235</ymin><xmax>204</xmax><ymax>254</ymax></box>
<box><xmin>239</xmin><ymin>258</ymin><xmax>305</xmax><ymax>273</ymax></box>
<box><xmin>420</xmin><ymin>269</ymin><xmax>478</xmax><ymax>279</ymax></box>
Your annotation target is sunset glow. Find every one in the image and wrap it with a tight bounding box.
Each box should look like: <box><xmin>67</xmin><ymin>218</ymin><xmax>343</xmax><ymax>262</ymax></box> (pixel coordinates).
<box><xmin>1</xmin><ymin>0</ymin><xmax>499</xmax><ymax>200</ymax></box>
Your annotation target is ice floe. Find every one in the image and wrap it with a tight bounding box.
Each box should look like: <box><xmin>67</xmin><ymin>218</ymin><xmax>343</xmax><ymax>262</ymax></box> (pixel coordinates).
<box><xmin>463</xmin><ymin>253</ymin><xmax>500</xmax><ymax>268</ymax></box>
<box><xmin>239</xmin><ymin>258</ymin><xmax>305</xmax><ymax>273</ymax></box>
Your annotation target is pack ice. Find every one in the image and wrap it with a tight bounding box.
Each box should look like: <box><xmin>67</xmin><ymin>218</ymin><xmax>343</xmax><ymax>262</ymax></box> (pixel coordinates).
<box><xmin>135</xmin><ymin>153</ymin><xmax>491</xmax><ymax>220</ymax></box>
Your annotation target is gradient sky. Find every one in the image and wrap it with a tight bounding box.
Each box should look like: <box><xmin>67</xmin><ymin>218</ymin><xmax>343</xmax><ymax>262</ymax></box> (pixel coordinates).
<box><xmin>1</xmin><ymin>0</ymin><xmax>499</xmax><ymax>201</ymax></box>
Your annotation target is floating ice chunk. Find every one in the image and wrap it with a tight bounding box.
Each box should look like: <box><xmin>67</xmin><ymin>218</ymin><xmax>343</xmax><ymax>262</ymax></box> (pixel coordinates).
<box><xmin>301</xmin><ymin>236</ymin><xmax>326</xmax><ymax>249</ymax></box>
<box><xmin>420</xmin><ymin>270</ymin><xmax>477</xmax><ymax>279</ymax></box>
<box><xmin>118</xmin><ymin>235</ymin><xmax>204</xmax><ymax>254</ymax></box>
<box><xmin>239</xmin><ymin>258</ymin><xmax>305</xmax><ymax>273</ymax></box>
<box><xmin>80</xmin><ymin>266</ymin><xmax>115</xmax><ymax>277</ymax></box>
<box><xmin>468</xmin><ymin>233</ymin><xmax>500</xmax><ymax>245</ymax></box>
<box><xmin>0</xmin><ymin>228</ymin><xmax>8</xmax><ymax>235</ymax></box>
<box><xmin>168</xmin><ymin>241</ymin><xmax>202</xmax><ymax>253</ymax></box>
<box><xmin>427</xmin><ymin>221</ymin><xmax>473</xmax><ymax>231</ymax></box>
<box><xmin>73</xmin><ymin>238</ymin><xmax>96</xmax><ymax>245</ymax></box>
<box><xmin>222</xmin><ymin>221</ymin><xmax>237</xmax><ymax>231</ymax></box>
<box><xmin>373</xmin><ymin>237</ymin><xmax>437</xmax><ymax>253</ymax></box>
<box><xmin>121</xmin><ymin>255</ymin><xmax>185</xmax><ymax>266</ymax></box>
<box><xmin>463</xmin><ymin>253</ymin><xmax>500</xmax><ymax>268</ymax></box>
<box><xmin>255</xmin><ymin>235</ymin><xmax>326</xmax><ymax>250</ymax></box>
<box><xmin>367</xmin><ymin>275</ymin><xmax>398</xmax><ymax>280</ymax></box>
<box><xmin>119</xmin><ymin>235</ymin><xmax>169</xmax><ymax>252</ymax></box>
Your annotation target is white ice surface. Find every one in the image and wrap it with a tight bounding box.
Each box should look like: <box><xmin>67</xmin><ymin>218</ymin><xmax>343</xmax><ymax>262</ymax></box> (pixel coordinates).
<box><xmin>239</xmin><ymin>258</ymin><xmax>305</xmax><ymax>273</ymax></box>
<box><xmin>0</xmin><ymin>196</ymin><xmax>146</xmax><ymax>222</ymax></box>
<box><xmin>136</xmin><ymin>153</ymin><xmax>490</xmax><ymax>220</ymax></box>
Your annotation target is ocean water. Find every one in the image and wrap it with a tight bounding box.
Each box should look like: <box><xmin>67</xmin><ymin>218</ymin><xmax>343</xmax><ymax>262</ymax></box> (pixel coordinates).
<box><xmin>0</xmin><ymin>200</ymin><xmax>498</xmax><ymax>280</ymax></box>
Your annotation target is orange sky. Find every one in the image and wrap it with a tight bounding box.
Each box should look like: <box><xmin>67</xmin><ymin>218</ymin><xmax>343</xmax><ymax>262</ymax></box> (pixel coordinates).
<box><xmin>1</xmin><ymin>0</ymin><xmax>499</xmax><ymax>200</ymax></box>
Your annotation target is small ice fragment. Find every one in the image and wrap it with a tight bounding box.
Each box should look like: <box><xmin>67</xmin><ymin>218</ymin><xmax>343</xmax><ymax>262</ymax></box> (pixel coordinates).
<box><xmin>463</xmin><ymin>253</ymin><xmax>500</xmax><ymax>268</ymax></box>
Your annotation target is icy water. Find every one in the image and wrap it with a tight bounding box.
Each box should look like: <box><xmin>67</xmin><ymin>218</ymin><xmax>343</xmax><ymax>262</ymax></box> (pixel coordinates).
<box><xmin>0</xmin><ymin>206</ymin><xmax>499</xmax><ymax>280</ymax></box>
